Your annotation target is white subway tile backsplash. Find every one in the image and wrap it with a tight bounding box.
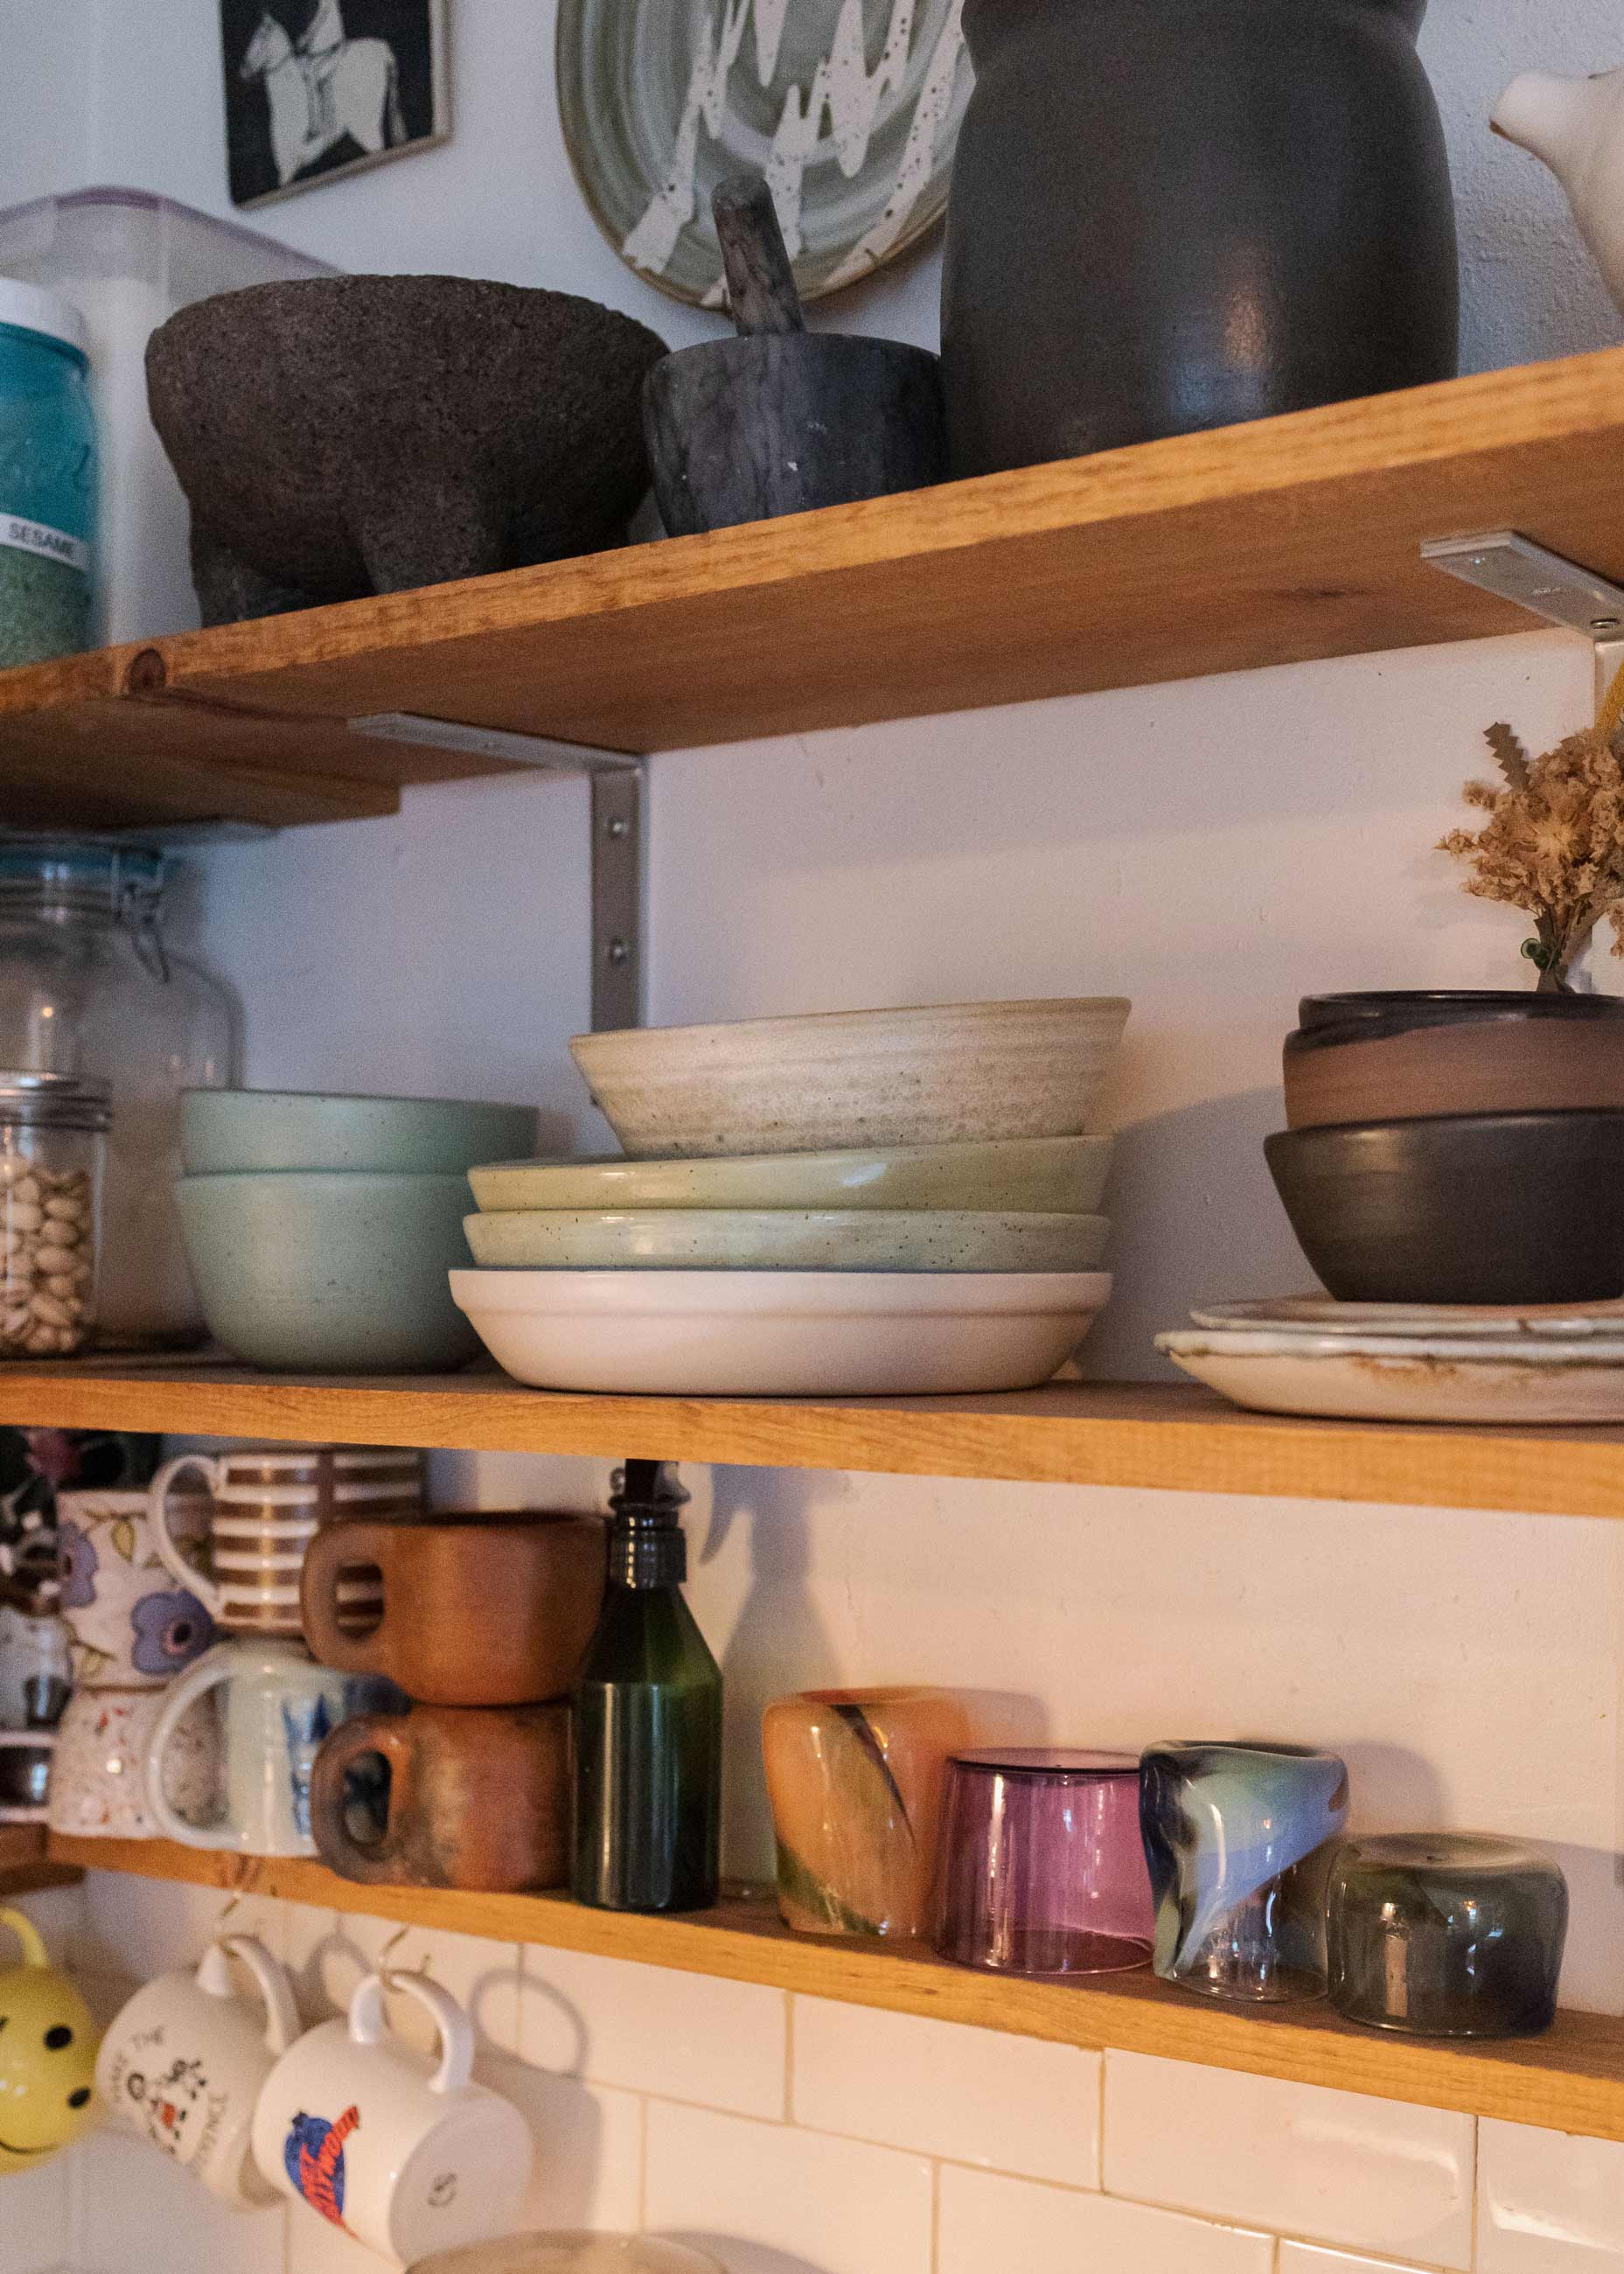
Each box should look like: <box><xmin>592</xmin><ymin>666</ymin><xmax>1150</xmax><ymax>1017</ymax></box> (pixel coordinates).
<box><xmin>645</xmin><ymin>2099</ymin><xmax>932</xmax><ymax>2274</ymax></box>
<box><xmin>791</xmin><ymin>1997</ymin><xmax>1100</xmax><ymax>2187</ymax></box>
<box><xmin>937</xmin><ymin>2163</ymin><xmax>1272</xmax><ymax>2274</ymax></box>
<box><xmin>71</xmin><ymin>2129</ymin><xmax>284</xmax><ymax>2274</ymax></box>
<box><xmin>483</xmin><ymin>2052</ymin><xmax>643</xmax><ymax>2232</ymax></box>
<box><xmin>7</xmin><ymin>2141</ymin><xmax>71</xmax><ymax>2274</ymax></box>
<box><xmin>335</xmin><ymin>1914</ymin><xmax>522</xmax><ymax>2057</ymax></box>
<box><xmin>519</xmin><ymin>1944</ymin><xmax>786</xmax><ymax>2118</ymax></box>
<box><xmin>77</xmin><ymin>1872</ymin><xmax>282</xmax><ymax>1982</ymax></box>
<box><xmin>1479</xmin><ymin>2118</ymin><xmax>1624</xmax><ymax>2271</ymax></box>
<box><xmin>1104</xmin><ymin>2054</ymin><xmax>1474</xmax><ymax>2270</ymax></box>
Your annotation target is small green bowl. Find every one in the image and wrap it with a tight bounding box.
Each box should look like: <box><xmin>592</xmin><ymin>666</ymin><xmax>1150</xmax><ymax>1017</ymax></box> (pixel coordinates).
<box><xmin>181</xmin><ymin>1090</ymin><xmax>538</xmax><ymax>1177</ymax></box>
<box><xmin>176</xmin><ymin>1171</ymin><xmax>481</xmax><ymax>1373</ymax></box>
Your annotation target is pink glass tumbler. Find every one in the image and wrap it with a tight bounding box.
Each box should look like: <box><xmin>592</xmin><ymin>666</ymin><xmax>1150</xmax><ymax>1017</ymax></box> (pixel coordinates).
<box><xmin>932</xmin><ymin>1748</ymin><xmax>1154</xmax><ymax>1976</ymax></box>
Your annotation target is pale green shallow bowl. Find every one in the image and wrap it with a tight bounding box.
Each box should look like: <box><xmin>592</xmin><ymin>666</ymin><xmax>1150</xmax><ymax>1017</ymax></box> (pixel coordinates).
<box><xmin>464</xmin><ymin>1209</ymin><xmax>1111</xmax><ymax>1273</ymax></box>
<box><xmin>468</xmin><ymin>1134</ymin><xmax>1112</xmax><ymax>1216</ymax></box>
<box><xmin>182</xmin><ymin>1089</ymin><xmax>538</xmax><ymax>1176</ymax></box>
<box><xmin>177</xmin><ymin>1172</ymin><xmax>481</xmax><ymax>1373</ymax></box>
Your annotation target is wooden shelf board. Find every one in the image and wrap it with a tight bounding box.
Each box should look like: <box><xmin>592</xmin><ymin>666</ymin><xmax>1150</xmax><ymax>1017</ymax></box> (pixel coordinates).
<box><xmin>0</xmin><ymin>1823</ymin><xmax>82</xmax><ymax>1896</ymax></box>
<box><xmin>0</xmin><ymin>1358</ymin><xmax>1621</xmax><ymax>1516</ymax></box>
<box><xmin>51</xmin><ymin>1834</ymin><xmax>1624</xmax><ymax>2141</ymax></box>
<box><xmin>4</xmin><ymin>346</ymin><xmax>1624</xmax><ymax>828</ymax></box>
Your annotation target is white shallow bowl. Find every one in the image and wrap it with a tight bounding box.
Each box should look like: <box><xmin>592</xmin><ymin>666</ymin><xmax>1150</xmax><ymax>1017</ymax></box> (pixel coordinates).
<box><xmin>1160</xmin><ymin>1327</ymin><xmax>1624</xmax><ymax>1424</ymax></box>
<box><xmin>463</xmin><ymin>1209</ymin><xmax>1110</xmax><ymax>1273</ymax></box>
<box><xmin>452</xmin><ymin>1268</ymin><xmax>1112</xmax><ymax>1396</ymax></box>
<box><xmin>468</xmin><ymin>1134</ymin><xmax>1114</xmax><ymax>1216</ymax></box>
<box><xmin>569</xmin><ymin>997</ymin><xmax>1131</xmax><ymax>1159</ymax></box>
<box><xmin>1189</xmin><ymin>1294</ymin><xmax>1624</xmax><ymax>1340</ymax></box>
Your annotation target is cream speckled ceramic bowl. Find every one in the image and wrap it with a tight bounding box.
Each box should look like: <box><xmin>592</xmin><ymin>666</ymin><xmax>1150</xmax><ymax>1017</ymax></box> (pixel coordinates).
<box><xmin>468</xmin><ymin>1134</ymin><xmax>1113</xmax><ymax>1215</ymax></box>
<box><xmin>463</xmin><ymin>1208</ymin><xmax>1110</xmax><ymax>1272</ymax></box>
<box><xmin>569</xmin><ymin>998</ymin><xmax>1131</xmax><ymax>1159</ymax></box>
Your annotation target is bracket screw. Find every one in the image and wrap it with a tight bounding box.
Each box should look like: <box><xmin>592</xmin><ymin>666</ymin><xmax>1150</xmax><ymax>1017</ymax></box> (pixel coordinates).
<box><xmin>605</xmin><ymin>815</ymin><xmax>630</xmax><ymax>841</ymax></box>
<box><xmin>606</xmin><ymin>938</ymin><xmax>631</xmax><ymax>966</ymax></box>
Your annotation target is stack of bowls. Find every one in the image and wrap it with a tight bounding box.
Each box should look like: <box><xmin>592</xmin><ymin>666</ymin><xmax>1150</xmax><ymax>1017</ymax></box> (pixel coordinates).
<box><xmin>176</xmin><ymin>1090</ymin><xmax>538</xmax><ymax>1372</ymax></box>
<box><xmin>1265</xmin><ymin>992</ymin><xmax>1624</xmax><ymax>1305</ymax></box>
<box><xmin>452</xmin><ymin>997</ymin><xmax>1131</xmax><ymax>1395</ymax></box>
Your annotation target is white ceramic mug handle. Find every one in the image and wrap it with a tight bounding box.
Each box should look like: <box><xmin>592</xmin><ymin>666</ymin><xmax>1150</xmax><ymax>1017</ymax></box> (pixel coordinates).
<box><xmin>202</xmin><ymin>1935</ymin><xmax>302</xmax><ymax>2056</ymax></box>
<box><xmin>143</xmin><ymin>1649</ymin><xmax>232</xmax><ymax>1847</ymax></box>
<box><xmin>149</xmin><ymin>1454</ymin><xmax>226</xmax><ymax>1618</ymax></box>
<box><xmin>349</xmin><ymin>1971</ymin><xmax>474</xmax><ymax>2095</ymax></box>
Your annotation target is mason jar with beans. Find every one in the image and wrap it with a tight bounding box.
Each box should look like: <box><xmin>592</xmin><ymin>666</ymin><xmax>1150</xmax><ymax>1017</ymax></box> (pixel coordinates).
<box><xmin>0</xmin><ymin>1071</ymin><xmax>108</xmax><ymax>1357</ymax></box>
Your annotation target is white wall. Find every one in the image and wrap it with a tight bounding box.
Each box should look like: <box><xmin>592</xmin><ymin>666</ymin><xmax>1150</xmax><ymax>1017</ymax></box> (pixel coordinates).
<box><xmin>7</xmin><ymin>3</ymin><xmax>1624</xmax><ymax>2271</ymax></box>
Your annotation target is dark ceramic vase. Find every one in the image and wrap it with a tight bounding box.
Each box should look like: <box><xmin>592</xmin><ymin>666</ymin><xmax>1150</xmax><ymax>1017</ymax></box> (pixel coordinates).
<box><xmin>941</xmin><ymin>0</ymin><xmax>1459</xmax><ymax>477</ymax></box>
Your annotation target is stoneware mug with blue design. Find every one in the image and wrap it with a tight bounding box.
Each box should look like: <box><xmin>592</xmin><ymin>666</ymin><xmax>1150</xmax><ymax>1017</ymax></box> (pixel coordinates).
<box><xmin>143</xmin><ymin>1637</ymin><xmax>400</xmax><ymax>1857</ymax></box>
<box><xmin>55</xmin><ymin>1488</ymin><xmax>215</xmax><ymax>1689</ymax></box>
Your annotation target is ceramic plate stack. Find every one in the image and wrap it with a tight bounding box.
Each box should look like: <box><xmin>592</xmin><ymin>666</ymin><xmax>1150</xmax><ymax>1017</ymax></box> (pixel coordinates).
<box><xmin>451</xmin><ymin>998</ymin><xmax>1131</xmax><ymax>1396</ymax></box>
<box><xmin>1159</xmin><ymin>1296</ymin><xmax>1624</xmax><ymax>1424</ymax></box>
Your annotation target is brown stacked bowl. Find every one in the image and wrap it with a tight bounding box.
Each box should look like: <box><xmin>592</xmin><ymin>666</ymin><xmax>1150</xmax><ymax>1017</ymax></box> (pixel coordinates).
<box><xmin>1266</xmin><ymin>993</ymin><xmax>1624</xmax><ymax>1305</ymax></box>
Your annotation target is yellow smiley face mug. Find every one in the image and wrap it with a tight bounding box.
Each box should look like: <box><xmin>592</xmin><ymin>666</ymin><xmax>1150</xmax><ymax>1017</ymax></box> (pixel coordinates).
<box><xmin>0</xmin><ymin>1906</ymin><xmax>99</xmax><ymax>2173</ymax></box>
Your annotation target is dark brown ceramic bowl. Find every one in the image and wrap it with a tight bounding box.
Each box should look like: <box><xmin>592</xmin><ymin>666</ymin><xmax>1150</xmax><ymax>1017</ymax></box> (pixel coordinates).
<box><xmin>1296</xmin><ymin>991</ymin><xmax>1624</xmax><ymax>1039</ymax></box>
<box><xmin>1265</xmin><ymin>1112</ymin><xmax>1624</xmax><ymax>1305</ymax></box>
<box><xmin>1283</xmin><ymin>1014</ymin><xmax>1624</xmax><ymax>1130</ymax></box>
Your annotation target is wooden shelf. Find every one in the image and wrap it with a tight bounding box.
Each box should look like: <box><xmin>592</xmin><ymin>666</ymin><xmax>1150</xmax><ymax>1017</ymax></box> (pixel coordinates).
<box><xmin>5</xmin><ymin>346</ymin><xmax>1624</xmax><ymax>828</ymax></box>
<box><xmin>50</xmin><ymin>1833</ymin><xmax>1624</xmax><ymax>2142</ymax></box>
<box><xmin>0</xmin><ymin>1357</ymin><xmax>1621</xmax><ymax>1516</ymax></box>
<box><xmin>0</xmin><ymin>1824</ymin><xmax>82</xmax><ymax>1897</ymax></box>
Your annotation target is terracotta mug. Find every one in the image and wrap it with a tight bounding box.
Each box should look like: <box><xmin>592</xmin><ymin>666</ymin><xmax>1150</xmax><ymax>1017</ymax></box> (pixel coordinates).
<box><xmin>96</xmin><ymin>1936</ymin><xmax>300</xmax><ymax>2208</ymax></box>
<box><xmin>310</xmin><ymin>1702</ymin><xmax>571</xmax><ymax>1893</ymax></box>
<box><xmin>300</xmin><ymin>1514</ymin><xmax>605</xmax><ymax>1706</ymax></box>
<box><xmin>150</xmin><ymin>1444</ymin><xmax>423</xmax><ymax>1637</ymax></box>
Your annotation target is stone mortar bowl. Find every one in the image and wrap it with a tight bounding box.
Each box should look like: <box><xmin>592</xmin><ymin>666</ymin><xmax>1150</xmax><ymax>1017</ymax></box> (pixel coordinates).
<box><xmin>146</xmin><ymin>276</ymin><xmax>667</xmax><ymax>624</ymax></box>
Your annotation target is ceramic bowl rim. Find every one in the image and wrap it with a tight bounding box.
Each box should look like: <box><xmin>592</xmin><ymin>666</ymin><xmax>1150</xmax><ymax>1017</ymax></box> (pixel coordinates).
<box><xmin>569</xmin><ymin>995</ymin><xmax>1132</xmax><ymax>1054</ymax></box>
<box><xmin>183</xmin><ymin>1087</ymin><xmax>534</xmax><ymax>1115</ymax></box>
<box><xmin>452</xmin><ymin>1266</ymin><xmax>1112</xmax><ymax>1316</ymax></box>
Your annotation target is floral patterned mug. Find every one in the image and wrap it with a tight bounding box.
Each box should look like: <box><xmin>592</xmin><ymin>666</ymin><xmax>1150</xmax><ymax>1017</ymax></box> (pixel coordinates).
<box><xmin>56</xmin><ymin>1489</ymin><xmax>216</xmax><ymax>1690</ymax></box>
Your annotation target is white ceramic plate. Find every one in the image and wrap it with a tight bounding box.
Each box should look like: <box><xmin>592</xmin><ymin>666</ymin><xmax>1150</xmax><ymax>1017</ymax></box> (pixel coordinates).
<box><xmin>1190</xmin><ymin>1295</ymin><xmax>1624</xmax><ymax>1340</ymax></box>
<box><xmin>1160</xmin><ymin>1327</ymin><xmax>1624</xmax><ymax>1424</ymax></box>
<box><xmin>463</xmin><ymin>1209</ymin><xmax>1110</xmax><ymax>1273</ymax></box>
<box><xmin>468</xmin><ymin>1134</ymin><xmax>1114</xmax><ymax>1217</ymax></box>
<box><xmin>452</xmin><ymin>1269</ymin><xmax>1112</xmax><ymax>1396</ymax></box>
<box><xmin>569</xmin><ymin>997</ymin><xmax>1131</xmax><ymax>1159</ymax></box>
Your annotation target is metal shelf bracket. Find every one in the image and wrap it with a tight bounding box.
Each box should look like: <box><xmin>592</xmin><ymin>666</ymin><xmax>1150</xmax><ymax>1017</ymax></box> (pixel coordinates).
<box><xmin>348</xmin><ymin>711</ymin><xmax>645</xmax><ymax>1030</ymax></box>
<box><xmin>1420</xmin><ymin>532</ymin><xmax>1624</xmax><ymax>722</ymax></box>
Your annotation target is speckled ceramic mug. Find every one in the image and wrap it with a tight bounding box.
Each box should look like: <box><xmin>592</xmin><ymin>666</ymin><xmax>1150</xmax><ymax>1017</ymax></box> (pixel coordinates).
<box><xmin>48</xmin><ymin>1684</ymin><xmax>217</xmax><ymax>1841</ymax></box>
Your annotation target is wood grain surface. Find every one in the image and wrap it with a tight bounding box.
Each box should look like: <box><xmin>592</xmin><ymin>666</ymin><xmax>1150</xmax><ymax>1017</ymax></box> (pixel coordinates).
<box><xmin>51</xmin><ymin>1834</ymin><xmax>1624</xmax><ymax>2141</ymax></box>
<box><xmin>2</xmin><ymin>345</ymin><xmax>1623</xmax><ymax>827</ymax></box>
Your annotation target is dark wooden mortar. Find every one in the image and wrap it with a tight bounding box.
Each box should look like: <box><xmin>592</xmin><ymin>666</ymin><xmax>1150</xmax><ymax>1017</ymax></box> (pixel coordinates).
<box><xmin>644</xmin><ymin>175</ymin><xmax>947</xmax><ymax>537</ymax></box>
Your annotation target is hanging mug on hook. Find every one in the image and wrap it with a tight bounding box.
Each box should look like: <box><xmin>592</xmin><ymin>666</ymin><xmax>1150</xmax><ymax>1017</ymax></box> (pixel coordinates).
<box><xmin>97</xmin><ymin>1934</ymin><xmax>299</xmax><ymax>2208</ymax></box>
<box><xmin>0</xmin><ymin>1906</ymin><xmax>100</xmax><ymax>2172</ymax></box>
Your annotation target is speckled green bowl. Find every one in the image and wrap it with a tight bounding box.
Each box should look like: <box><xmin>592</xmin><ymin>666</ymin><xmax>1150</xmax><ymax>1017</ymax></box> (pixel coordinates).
<box><xmin>181</xmin><ymin>1090</ymin><xmax>537</xmax><ymax>1177</ymax></box>
<box><xmin>176</xmin><ymin>1171</ymin><xmax>480</xmax><ymax>1373</ymax></box>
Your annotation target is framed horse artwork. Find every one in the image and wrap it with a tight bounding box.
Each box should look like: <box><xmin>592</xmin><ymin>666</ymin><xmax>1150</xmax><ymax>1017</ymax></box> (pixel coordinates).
<box><xmin>221</xmin><ymin>0</ymin><xmax>450</xmax><ymax>207</ymax></box>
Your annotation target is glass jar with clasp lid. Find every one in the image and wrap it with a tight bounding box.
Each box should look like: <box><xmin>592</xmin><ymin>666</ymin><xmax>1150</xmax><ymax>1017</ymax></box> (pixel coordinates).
<box><xmin>0</xmin><ymin>839</ymin><xmax>238</xmax><ymax>1348</ymax></box>
<box><xmin>0</xmin><ymin>1072</ymin><xmax>108</xmax><ymax>1357</ymax></box>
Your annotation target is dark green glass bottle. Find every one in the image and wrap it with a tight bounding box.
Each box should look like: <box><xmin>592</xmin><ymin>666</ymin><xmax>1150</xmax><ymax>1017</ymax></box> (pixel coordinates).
<box><xmin>571</xmin><ymin>1461</ymin><xmax>722</xmax><ymax>1913</ymax></box>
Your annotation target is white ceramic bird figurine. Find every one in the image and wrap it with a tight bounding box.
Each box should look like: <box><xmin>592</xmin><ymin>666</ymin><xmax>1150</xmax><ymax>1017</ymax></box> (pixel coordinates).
<box><xmin>1494</xmin><ymin>66</ymin><xmax>1624</xmax><ymax>318</ymax></box>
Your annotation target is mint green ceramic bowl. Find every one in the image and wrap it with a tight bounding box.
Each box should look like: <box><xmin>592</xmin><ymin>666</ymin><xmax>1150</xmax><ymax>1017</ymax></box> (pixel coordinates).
<box><xmin>181</xmin><ymin>1090</ymin><xmax>537</xmax><ymax>1177</ymax></box>
<box><xmin>176</xmin><ymin>1171</ymin><xmax>480</xmax><ymax>1372</ymax></box>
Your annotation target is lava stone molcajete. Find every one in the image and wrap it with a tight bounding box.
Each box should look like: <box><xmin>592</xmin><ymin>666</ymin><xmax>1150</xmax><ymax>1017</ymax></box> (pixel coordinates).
<box><xmin>941</xmin><ymin>0</ymin><xmax>1459</xmax><ymax>477</ymax></box>
<box><xmin>146</xmin><ymin>276</ymin><xmax>667</xmax><ymax>624</ymax></box>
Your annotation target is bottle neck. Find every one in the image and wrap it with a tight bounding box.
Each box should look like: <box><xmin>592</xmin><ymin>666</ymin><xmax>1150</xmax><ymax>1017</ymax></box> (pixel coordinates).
<box><xmin>608</xmin><ymin>1512</ymin><xmax>687</xmax><ymax>1589</ymax></box>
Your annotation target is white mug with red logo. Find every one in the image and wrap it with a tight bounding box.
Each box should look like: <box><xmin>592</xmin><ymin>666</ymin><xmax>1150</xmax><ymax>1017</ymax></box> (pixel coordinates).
<box><xmin>250</xmin><ymin>1970</ymin><xmax>532</xmax><ymax>2263</ymax></box>
<box><xmin>96</xmin><ymin>1936</ymin><xmax>299</xmax><ymax>2208</ymax></box>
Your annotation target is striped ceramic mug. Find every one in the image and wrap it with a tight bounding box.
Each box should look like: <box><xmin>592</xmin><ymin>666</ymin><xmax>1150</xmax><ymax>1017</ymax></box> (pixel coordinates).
<box><xmin>148</xmin><ymin>1445</ymin><xmax>423</xmax><ymax>1639</ymax></box>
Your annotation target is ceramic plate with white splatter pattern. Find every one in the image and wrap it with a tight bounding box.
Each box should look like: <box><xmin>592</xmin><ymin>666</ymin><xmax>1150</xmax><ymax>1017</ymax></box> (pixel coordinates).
<box><xmin>556</xmin><ymin>0</ymin><xmax>971</xmax><ymax>308</ymax></box>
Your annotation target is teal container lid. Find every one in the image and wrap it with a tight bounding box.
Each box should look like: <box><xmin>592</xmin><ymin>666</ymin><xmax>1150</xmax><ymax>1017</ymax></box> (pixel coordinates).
<box><xmin>0</xmin><ymin>280</ymin><xmax>88</xmax><ymax>363</ymax></box>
